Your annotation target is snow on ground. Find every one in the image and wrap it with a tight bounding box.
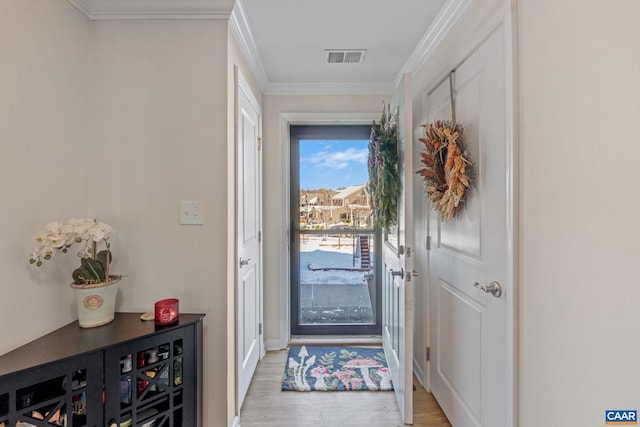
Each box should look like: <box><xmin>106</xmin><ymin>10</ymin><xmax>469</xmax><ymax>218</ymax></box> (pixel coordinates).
<box><xmin>298</xmin><ymin>234</ymin><xmax>375</xmax><ymax>322</ymax></box>
<box><xmin>300</xmin><ymin>235</ymin><xmax>373</xmax><ymax>285</ymax></box>
<box><xmin>301</xmin><ymin>251</ymin><xmax>367</xmax><ymax>286</ymax></box>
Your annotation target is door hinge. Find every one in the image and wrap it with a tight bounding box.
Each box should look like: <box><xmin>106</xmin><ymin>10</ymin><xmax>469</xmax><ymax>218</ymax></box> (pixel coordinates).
<box><xmin>406</xmin><ymin>247</ymin><xmax>412</xmax><ymax>257</ymax></box>
<box><xmin>259</xmin><ymin>323</ymin><xmax>262</xmax><ymax>335</ymax></box>
<box><xmin>426</xmin><ymin>347</ymin><xmax>430</xmax><ymax>362</ymax></box>
<box><xmin>257</xmin><ymin>137</ymin><xmax>263</xmax><ymax>151</ymax></box>
<box><xmin>258</xmin><ymin>230</ymin><xmax>262</xmax><ymax>243</ymax></box>
<box><xmin>426</xmin><ymin>235</ymin><xmax>431</xmax><ymax>251</ymax></box>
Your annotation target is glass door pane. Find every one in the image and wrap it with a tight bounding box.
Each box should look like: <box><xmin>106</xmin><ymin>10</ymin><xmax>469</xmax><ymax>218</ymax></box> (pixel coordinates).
<box><xmin>290</xmin><ymin>125</ymin><xmax>381</xmax><ymax>335</ymax></box>
<box><xmin>299</xmin><ymin>230</ymin><xmax>376</xmax><ymax>325</ymax></box>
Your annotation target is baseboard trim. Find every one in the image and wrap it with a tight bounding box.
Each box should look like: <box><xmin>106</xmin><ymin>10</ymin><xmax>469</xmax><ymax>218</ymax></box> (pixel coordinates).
<box><xmin>288</xmin><ymin>335</ymin><xmax>382</xmax><ymax>347</ymax></box>
<box><xmin>413</xmin><ymin>359</ymin><xmax>425</xmax><ymax>388</ymax></box>
<box><xmin>266</xmin><ymin>338</ymin><xmax>286</xmax><ymax>351</ymax></box>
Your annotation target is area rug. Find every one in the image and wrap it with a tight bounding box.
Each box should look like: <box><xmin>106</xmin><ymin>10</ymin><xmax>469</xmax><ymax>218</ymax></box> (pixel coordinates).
<box><xmin>281</xmin><ymin>346</ymin><xmax>393</xmax><ymax>391</ymax></box>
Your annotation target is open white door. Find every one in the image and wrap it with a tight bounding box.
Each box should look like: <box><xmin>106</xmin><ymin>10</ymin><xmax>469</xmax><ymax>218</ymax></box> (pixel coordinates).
<box><xmin>236</xmin><ymin>68</ymin><xmax>263</xmax><ymax>410</ymax></box>
<box><xmin>428</xmin><ymin>25</ymin><xmax>513</xmax><ymax>427</ymax></box>
<box><xmin>382</xmin><ymin>73</ymin><xmax>414</xmax><ymax>425</ymax></box>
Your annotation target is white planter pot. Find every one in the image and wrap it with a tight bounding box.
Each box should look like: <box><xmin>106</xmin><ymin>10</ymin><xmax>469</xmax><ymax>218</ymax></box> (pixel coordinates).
<box><xmin>70</xmin><ymin>278</ymin><xmax>120</xmax><ymax>328</ymax></box>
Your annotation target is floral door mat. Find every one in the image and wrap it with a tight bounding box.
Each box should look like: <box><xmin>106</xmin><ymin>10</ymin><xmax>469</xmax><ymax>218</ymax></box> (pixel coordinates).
<box><xmin>281</xmin><ymin>346</ymin><xmax>393</xmax><ymax>391</ymax></box>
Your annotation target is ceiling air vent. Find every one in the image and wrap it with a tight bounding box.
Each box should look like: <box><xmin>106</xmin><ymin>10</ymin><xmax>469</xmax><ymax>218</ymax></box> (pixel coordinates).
<box><xmin>325</xmin><ymin>49</ymin><xmax>367</xmax><ymax>64</ymax></box>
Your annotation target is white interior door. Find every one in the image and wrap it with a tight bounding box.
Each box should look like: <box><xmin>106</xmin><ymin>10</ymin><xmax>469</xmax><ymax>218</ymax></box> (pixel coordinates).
<box><xmin>382</xmin><ymin>73</ymin><xmax>414</xmax><ymax>425</ymax></box>
<box><xmin>236</xmin><ymin>69</ymin><xmax>262</xmax><ymax>410</ymax></box>
<box><xmin>428</xmin><ymin>26</ymin><xmax>511</xmax><ymax>427</ymax></box>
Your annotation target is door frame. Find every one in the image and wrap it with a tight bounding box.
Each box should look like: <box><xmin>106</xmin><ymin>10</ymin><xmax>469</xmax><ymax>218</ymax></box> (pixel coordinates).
<box><xmin>289</xmin><ymin>124</ymin><xmax>381</xmax><ymax>336</ymax></box>
<box><xmin>420</xmin><ymin>2</ymin><xmax>518</xmax><ymax>425</ymax></box>
<box><xmin>276</xmin><ymin>113</ymin><xmax>381</xmax><ymax>346</ymax></box>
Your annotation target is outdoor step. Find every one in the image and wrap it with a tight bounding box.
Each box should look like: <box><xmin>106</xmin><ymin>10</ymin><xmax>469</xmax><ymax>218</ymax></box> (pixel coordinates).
<box><xmin>358</xmin><ymin>235</ymin><xmax>371</xmax><ymax>269</ymax></box>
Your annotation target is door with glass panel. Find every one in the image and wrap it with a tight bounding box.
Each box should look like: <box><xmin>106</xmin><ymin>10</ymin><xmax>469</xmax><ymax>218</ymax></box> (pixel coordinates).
<box><xmin>290</xmin><ymin>125</ymin><xmax>381</xmax><ymax>335</ymax></box>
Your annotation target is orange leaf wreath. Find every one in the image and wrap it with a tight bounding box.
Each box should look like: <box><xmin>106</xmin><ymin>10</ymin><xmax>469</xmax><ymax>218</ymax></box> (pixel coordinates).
<box><xmin>417</xmin><ymin>120</ymin><xmax>473</xmax><ymax>221</ymax></box>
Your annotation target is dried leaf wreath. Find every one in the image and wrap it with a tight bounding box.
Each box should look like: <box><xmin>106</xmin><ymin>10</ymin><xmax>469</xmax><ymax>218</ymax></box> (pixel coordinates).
<box><xmin>417</xmin><ymin>120</ymin><xmax>473</xmax><ymax>221</ymax></box>
<box><xmin>368</xmin><ymin>105</ymin><xmax>399</xmax><ymax>229</ymax></box>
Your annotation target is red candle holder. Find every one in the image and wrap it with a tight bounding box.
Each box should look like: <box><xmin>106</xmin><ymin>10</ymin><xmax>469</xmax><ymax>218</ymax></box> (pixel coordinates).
<box><xmin>154</xmin><ymin>298</ymin><xmax>179</xmax><ymax>326</ymax></box>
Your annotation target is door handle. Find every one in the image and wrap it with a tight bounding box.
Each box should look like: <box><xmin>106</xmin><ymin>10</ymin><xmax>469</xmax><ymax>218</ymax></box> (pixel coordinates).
<box><xmin>473</xmin><ymin>281</ymin><xmax>502</xmax><ymax>298</ymax></box>
<box><xmin>239</xmin><ymin>258</ymin><xmax>251</xmax><ymax>267</ymax></box>
<box><xmin>390</xmin><ymin>268</ymin><xmax>404</xmax><ymax>280</ymax></box>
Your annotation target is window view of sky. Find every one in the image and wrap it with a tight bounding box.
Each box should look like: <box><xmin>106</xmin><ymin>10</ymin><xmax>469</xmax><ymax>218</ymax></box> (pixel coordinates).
<box><xmin>299</xmin><ymin>140</ymin><xmax>369</xmax><ymax>190</ymax></box>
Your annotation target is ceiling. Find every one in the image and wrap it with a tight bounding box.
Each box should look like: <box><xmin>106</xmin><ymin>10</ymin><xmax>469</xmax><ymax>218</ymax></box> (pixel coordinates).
<box><xmin>238</xmin><ymin>0</ymin><xmax>447</xmax><ymax>93</ymax></box>
<box><xmin>68</xmin><ymin>0</ymin><xmax>470</xmax><ymax>94</ymax></box>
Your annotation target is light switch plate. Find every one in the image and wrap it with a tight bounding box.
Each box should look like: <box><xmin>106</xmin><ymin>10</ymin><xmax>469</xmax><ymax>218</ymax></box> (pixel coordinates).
<box><xmin>180</xmin><ymin>201</ymin><xmax>204</xmax><ymax>225</ymax></box>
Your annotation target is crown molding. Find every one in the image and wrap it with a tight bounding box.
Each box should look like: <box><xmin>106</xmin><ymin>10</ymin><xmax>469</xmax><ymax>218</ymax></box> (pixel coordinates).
<box><xmin>395</xmin><ymin>0</ymin><xmax>475</xmax><ymax>85</ymax></box>
<box><xmin>66</xmin><ymin>0</ymin><xmax>232</xmax><ymax>20</ymax></box>
<box><xmin>229</xmin><ymin>1</ymin><xmax>269</xmax><ymax>91</ymax></box>
<box><xmin>265</xmin><ymin>82</ymin><xmax>394</xmax><ymax>96</ymax></box>
<box><xmin>67</xmin><ymin>0</ymin><xmax>92</xmax><ymax>17</ymax></box>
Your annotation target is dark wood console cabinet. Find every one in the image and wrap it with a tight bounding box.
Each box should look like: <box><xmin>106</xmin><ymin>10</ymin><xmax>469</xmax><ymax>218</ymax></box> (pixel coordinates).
<box><xmin>0</xmin><ymin>313</ymin><xmax>204</xmax><ymax>427</ymax></box>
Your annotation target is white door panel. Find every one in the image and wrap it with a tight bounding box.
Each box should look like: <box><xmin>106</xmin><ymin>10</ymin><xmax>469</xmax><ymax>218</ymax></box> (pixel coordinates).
<box><xmin>429</xmin><ymin>25</ymin><xmax>509</xmax><ymax>427</ymax></box>
<box><xmin>382</xmin><ymin>73</ymin><xmax>413</xmax><ymax>425</ymax></box>
<box><xmin>240</xmin><ymin>264</ymin><xmax>258</xmax><ymax>367</ymax></box>
<box><xmin>438</xmin><ymin>280</ymin><xmax>483</xmax><ymax>421</ymax></box>
<box><xmin>237</xmin><ymin>69</ymin><xmax>262</xmax><ymax>411</ymax></box>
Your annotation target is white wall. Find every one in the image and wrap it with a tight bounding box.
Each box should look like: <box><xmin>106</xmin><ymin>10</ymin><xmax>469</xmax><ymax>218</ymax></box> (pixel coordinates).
<box><xmin>1</xmin><ymin>5</ymin><xmax>238</xmax><ymax>424</ymax></box>
<box><xmin>89</xmin><ymin>19</ymin><xmax>231</xmax><ymax>426</ymax></box>
<box><xmin>518</xmin><ymin>1</ymin><xmax>640</xmax><ymax>425</ymax></box>
<box><xmin>261</xmin><ymin>94</ymin><xmax>389</xmax><ymax>347</ymax></box>
<box><xmin>0</xmin><ymin>1</ymin><xmax>91</xmax><ymax>351</ymax></box>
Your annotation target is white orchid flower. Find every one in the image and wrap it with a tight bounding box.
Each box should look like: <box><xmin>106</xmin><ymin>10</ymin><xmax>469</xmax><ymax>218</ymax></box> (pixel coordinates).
<box><xmin>27</xmin><ymin>247</ymin><xmax>40</xmax><ymax>260</ymax></box>
<box><xmin>40</xmin><ymin>243</ymin><xmax>55</xmax><ymax>259</ymax></box>
<box><xmin>67</xmin><ymin>218</ymin><xmax>85</xmax><ymax>227</ymax></box>
<box><xmin>88</xmin><ymin>221</ymin><xmax>113</xmax><ymax>242</ymax></box>
<box><xmin>28</xmin><ymin>218</ymin><xmax>115</xmax><ymax>280</ymax></box>
<box><xmin>88</xmin><ymin>226</ymin><xmax>106</xmax><ymax>241</ymax></box>
<box><xmin>61</xmin><ymin>223</ymin><xmax>75</xmax><ymax>235</ymax></box>
<box><xmin>74</xmin><ymin>223</ymin><xmax>90</xmax><ymax>240</ymax></box>
<box><xmin>45</xmin><ymin>221</ymin><xmax>62</xmax><ymax>235</ymax></box>
<box><xmin>64</xmin><ymin>232</ymin><xmax>76</xmax><ymax>246</ymax></box>
<box><xmin>33</xmin><ymin>232</ymin><xmax>47</xmax><ymax>244</ymax></box>
<box><xmin>100</xmin><ymin>222</ymin><xmax>113</xmax><ymax>235</ymax></box>
<box><xmin>48</xmin><ymin>235</ymin><xmax>67</xmax><ymax>248</ymax></box>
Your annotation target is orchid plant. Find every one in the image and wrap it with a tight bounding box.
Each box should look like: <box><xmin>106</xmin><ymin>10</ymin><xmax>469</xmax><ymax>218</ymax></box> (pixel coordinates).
<box><xmin>28</xmin><ymin>218</ymin><xmax>120</xmax><ymax>285</ymax></box>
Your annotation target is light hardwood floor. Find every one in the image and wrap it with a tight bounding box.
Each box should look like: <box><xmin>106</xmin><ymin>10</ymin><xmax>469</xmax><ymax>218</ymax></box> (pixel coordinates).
<box><xmin>239</xmin><ymin>350</ymin><xmax>451</xmax><ymax>427</ymax></box>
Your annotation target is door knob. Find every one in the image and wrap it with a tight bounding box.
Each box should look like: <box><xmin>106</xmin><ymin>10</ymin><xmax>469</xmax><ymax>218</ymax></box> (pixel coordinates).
<box><xmin>473</xmin><ymin>281</ymin><xmax>502</xmax><ymax>298</ymax></box>
<box><xmin>390</xmin><ymin>268</ymin><xmax>404</xmax><ymax>279</ymax></box>
<box><xmin>239</xmin><ymin>258</ymin><xmax>251</xmax><ymax>267</ymax></box>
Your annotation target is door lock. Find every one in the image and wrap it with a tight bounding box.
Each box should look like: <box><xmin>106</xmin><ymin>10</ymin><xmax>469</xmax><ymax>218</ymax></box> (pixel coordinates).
<box><xmin>239</xmin><ymin>258</ymin><xmax>251</xmax><ymax>267</ymax></box>
<box><xmin>390</xmin><ymin>268</ymin><xmax>404</xmax><ymax>280</ymax></box>
<box><xmin>473</xmin><ymin>281</ymin><xmax>502</xmax><ymax>298</ymax></box>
